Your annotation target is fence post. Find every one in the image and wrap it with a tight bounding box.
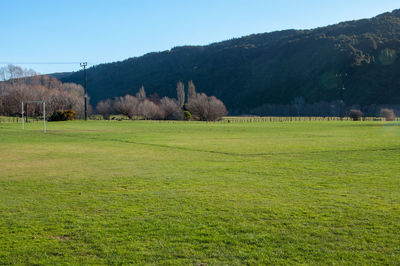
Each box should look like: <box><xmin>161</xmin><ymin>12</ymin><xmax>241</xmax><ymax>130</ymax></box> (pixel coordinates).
<box><xmin>21</xmin><ymin>102</ymin><xmax>24</xmax><ymax>130</ymax></box>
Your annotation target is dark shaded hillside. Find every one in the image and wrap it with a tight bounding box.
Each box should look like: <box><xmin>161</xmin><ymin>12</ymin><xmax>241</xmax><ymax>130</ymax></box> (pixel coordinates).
<box><xmin>59</xmin><ymin>9</ymin><xmax>400</xmax><ymax>114</ymax></box>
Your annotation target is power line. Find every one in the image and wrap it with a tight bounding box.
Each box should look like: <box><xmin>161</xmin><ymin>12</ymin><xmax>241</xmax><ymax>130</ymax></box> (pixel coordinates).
<box><xmin>0</xmin><ymin>62</ymin><xmax>98</xmax><ymax>65</ymax></box>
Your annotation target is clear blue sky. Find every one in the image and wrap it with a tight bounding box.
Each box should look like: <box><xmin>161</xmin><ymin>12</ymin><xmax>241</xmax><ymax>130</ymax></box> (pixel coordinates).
<box><xmin>0</xmin><ymin>0</ymin><xmax>399</xmax><ymax>74</ymax></box>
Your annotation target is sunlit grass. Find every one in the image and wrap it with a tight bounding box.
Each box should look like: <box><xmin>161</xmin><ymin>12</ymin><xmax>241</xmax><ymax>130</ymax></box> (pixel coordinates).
<box><xmin>0</xmin><ymin>120</ymin><xmax>399</xmax><ymax>264</ymax></box>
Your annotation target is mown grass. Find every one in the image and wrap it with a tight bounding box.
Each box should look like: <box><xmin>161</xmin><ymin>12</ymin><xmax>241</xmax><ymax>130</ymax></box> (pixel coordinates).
<box><xmin>0</xmin><ymin>120</ymin><xmax>399</xmax><ymax>264</ymax></box>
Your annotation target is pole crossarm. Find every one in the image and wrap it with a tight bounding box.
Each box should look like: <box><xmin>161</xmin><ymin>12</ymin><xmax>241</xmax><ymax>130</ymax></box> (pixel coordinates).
<box><xmin>80</xmin><ymin>62</ymin><xmax>88</xmax><ymax>120</ymax></box>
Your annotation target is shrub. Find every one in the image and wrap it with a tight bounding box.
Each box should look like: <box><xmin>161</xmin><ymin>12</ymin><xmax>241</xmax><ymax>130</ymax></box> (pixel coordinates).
<box><xmin>380</xmin><ymin>108</ymin><xmax>396</xmax><ymax>121</ymax></box>
<box><xmin>349</xmin><ymin>109</ymin><xmax>363</xmax><ymax>121</ymax></box>
<box><xmin>113</xmin><ymin>94</ymin><xmax>139</xmax><ymax>119</ymax></box>
<box><xmin>49</xmin><ymin>110</ymin><xmax>77</xmax><ymax>121</ymax></box>
<box><xmin>184</xmin><ymin>110</ymin><xmax>192</xmax><ymax>121</ymax></box>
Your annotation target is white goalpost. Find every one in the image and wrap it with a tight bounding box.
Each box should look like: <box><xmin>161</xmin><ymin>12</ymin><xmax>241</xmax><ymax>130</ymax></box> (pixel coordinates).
<box><xmin>21</xmin><ymin>101</ymin><xmax>46</xmax><ymax>133</ymax></box>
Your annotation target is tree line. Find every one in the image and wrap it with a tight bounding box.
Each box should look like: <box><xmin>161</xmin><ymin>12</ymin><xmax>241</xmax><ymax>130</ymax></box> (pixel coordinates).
<box><xmin>96</xmin><ymin>81</ymin><xmax>228</xmax><ymax>121</ymax></box>
<box><xmin>0</xmin><ymin>65</ymin><xmax>89</xmax><ymax>117</ymax></box>
<box><xmin>0</xmin><ymin>64</ymin><xmax>227</xmax><ymax>121</ymax></box>
<box><xmin>3</xmin><ymin>64</ymin><xmax>395</xmax><ymax>120</ymax></box>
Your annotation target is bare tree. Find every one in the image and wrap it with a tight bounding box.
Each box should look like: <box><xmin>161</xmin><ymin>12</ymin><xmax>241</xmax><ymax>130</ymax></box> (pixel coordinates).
<box><xmin>96</xmin><ymin>99</ymin><xmax>114</xmax><ymax>119</ymax></box>
<box><xmin>62</xmin><ymin>83</ymin><xmax>84</xmax><ymax>96</ymax></box>
<box><xmin>24</xmin><ymin>68</ymin><xmax>38</xmax><ymax>78</ymax></box>
<box><xmin>380</xmin><ymin>108</ymin><xmax>396</xmax><ymax>121</ymax></box>
<box><xmin>136</xmin><ymin>86</ymin><xmax>146</xmax><ymax>100</ymax></box>
<box><xmin>187</xmin><ymin>80</ymin><xmax>196</xmax><ymax>102</ymax></box>
<box><xmin>7</xmin><ymin>65</ymin><xmax>23</xmax><ymax>83</ymax></box>
<box><xmin>207</xmin><ymin>96</ymin><xmax>228</xmax><ymax>121</ymax></box>
<box><xmin>160</xmin><ymin>97</ymin><xmax>184</xmax><ymax>120</ymax></box>
<box><xmin>349</xmin><ymin>109</ymin><xmax>363</xmax><ymax>121</ymax></box>
<box><xmin>0</xmin><ymin>64</ymin><xmax>37</xmax><ymax>83</ymax></box>
<box><xmin>138</xmin><ymin>99</ymin><xmax>164</xmax><ymax>120</ymax></box>
<box><xmin>176</xmin><ymin>81</ymin><xmax>185</xmax><ymax>108</ymax></box>
<box><xmin>148</xmin><ymin>93</ymin><xmax>161</xmax><ymax>105</ymax></box>
<box><xmin>186</xmin><ymin>93</ymin><xmax>207</xmax><ymax>120</ymax></box>
<box><xmin>0</xmin><ymin>66</ymin><xmax>8</xmax><ymax>81</ymax></box>
<box><xmin>113</xmin><ymin>94</ymin><xmax>139</xmax><ymax>119</ymax></box>
<box><xmin>186</xmin><ymin>93</ymin><xmax>228</xmax><ymax>121</ymax></box>
<box><xmin>2</xmin><ymin>83</ymin><xmax>30</xmax><ymax>114</ymax></box>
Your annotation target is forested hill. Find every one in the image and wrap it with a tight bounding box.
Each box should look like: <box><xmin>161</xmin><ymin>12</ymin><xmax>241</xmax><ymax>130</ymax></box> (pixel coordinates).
<box><xmin>58</xmin><ymin>9</ymin><xmax>400</xmax><ymax>114</ymax></box>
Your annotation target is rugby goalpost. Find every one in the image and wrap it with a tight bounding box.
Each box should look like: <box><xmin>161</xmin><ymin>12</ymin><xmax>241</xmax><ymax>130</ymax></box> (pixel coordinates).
<box><xmin>21</xmin><ymin>101</ymin><xmax>46</xmax><ymax>133</ymax></box>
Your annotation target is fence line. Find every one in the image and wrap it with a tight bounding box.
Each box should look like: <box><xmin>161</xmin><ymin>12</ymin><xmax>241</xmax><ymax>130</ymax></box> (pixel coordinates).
<box><xmin>221</xmin><ymin>116</ymin><xmax>399</xmax><ymax>123</ymax></box>
<box><xmin>1</xmin><ymin>116</ymin><xmax>399</xmax><ymax>124</ymax></box>
<box><xmin>0</xmin><ymin>116</ymin><xmax>43</xmax><ymax>123</ymax></box>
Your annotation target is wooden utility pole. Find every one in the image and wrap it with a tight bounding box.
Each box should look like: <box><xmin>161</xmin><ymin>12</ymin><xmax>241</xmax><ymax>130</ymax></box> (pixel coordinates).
<box><xmin>80</xmin><ymin>62</ymin><xmax>88</xmax><ymax>120</ymax></box>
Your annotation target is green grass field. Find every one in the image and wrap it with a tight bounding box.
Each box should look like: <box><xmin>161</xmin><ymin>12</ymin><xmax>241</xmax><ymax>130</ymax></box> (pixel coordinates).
<box><xmin>0</xmin><ymin>120</ymin><xmax>399</xmax><ymax>264</ymax></box>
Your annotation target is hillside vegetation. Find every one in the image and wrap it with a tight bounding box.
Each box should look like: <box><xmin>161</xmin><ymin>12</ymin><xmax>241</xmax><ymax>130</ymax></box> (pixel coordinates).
<box><xmin>58</xmin><ymin>9</ymin><xmax>400</xmax><ymax>114</ymax></box>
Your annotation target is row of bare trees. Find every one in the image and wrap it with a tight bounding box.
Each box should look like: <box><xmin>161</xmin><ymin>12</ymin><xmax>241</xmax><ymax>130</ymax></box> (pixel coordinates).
<box><xmin>1</xmin><ymin>65</ymin><xmax>226</xmax><ymax>120</ymax></box>
<box><xmin>0</xmin><ymin>65</ymin><xmax>89</xmax><ymax>117</ymax></box>
<box><xmin>96</xmin><ymin>81</ymin><xmax>228</xmax><ymax>121</ymax></box>
<box><xmin>0</xmin><ymin>65</ymin><xmax>37</xmax><ymax>82</ymax></box>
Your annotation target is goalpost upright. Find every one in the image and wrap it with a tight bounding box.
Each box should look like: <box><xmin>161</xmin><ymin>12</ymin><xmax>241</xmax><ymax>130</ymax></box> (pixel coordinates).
<box><xmin>21</xmin><ymin>101</ymin><xmax>46</xmax><ymax>133</ymax></box>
